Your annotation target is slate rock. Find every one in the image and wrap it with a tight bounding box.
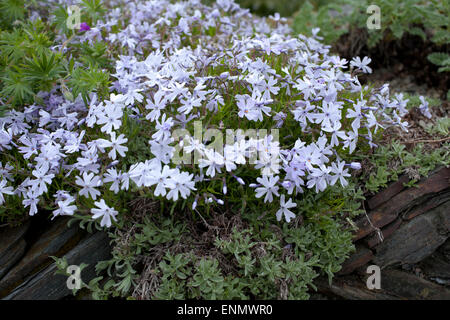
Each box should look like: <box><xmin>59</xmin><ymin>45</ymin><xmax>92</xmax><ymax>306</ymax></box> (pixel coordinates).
<box><xmin>4</xmin><ymin>231</ymin><xmax>111</xmax><ymax>300</ymax></box>
<box><xmin>381</xmin><ymin>269</ymin><xmax>450</xmax><ymax>299</ymax></box>
<box><xmin>367</xmin><ymin>175</ymin><xmax>410</xmax><ymax>210</ymax></box>
<box><xmin>354</xmin><ymin>167</ymin><xmax>450</xmax><ymax>241</ymax></box>
<box><xmin>0</xmin><ymin>217</ymin><xmax>83</xmax><ymax>297</ymax></box>
<box><xmin>317</xmin><ymin>269</ymin><xmax>450</xmax><ymax>300</ymax></box>
<box><xmin>337</xmin><ymin>244</ymin><xmax>373</xmax><ymax>275</ymax></box>
<box><xmin>373</xmin><ymin>201</ymin><xmax>450</xmax><ymax>267</ymax></box>
<box><xmin>315</xmin><ymin>275</ymin><xmax>397</xmax><ymax>300</ymax></box>
<box><xmin>0</xmin><ymin>239</ymin><xmax>26</xmax><ymax>280</ymax></box>
<box><xmin>419</xmin><ymin>251</ymin><xmax>450</xmax><ymax>285</ymax></box>
<box><xmin>353</xmin><ymin>210</ymin><xmax>398</xmax><ymax>242</ymax></box>
<box><xmin>403</xmin><ymin>191</ymin><xmax>450</xmax><ymax>220</ymax></box>
<box><xmin>365</xmin><ymin>218</ymin><xmax>403</xmax><ymax>248</ymax></box>
<box><xmin>0</xmin><ymin>222</ymin><xmax>30</xmax><ymax>280</ymax></box>
<box><xmin>438</xmin><ymin>239</ymin><xmax>450</xmax><ymax>261</ymax></box>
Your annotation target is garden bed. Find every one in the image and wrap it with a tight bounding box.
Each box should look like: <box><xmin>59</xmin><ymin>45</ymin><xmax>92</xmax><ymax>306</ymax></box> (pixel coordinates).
<box><xmin>0</xmin><ymin>0</ymin><xmax>449</xmax><ymax>301</ymax></box>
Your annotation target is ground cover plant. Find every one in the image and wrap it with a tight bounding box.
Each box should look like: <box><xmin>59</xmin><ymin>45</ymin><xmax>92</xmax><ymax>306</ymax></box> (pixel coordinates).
<box><xmin>357</xmin><ymin>97</ymin><xmax>449</xmax><ymax>194</ymax></box>
<box><xmin>0</xmin><ymin>0</ymin><xmax>445</xmax><ymax>299</ymax></box>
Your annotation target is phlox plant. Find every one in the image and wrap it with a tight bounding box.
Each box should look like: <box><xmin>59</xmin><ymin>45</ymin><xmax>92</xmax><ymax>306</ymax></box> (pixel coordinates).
<box><xmin>0</xmin><ymin>0</ymin><xmax>428</xmax><ymax>227</ymax></box>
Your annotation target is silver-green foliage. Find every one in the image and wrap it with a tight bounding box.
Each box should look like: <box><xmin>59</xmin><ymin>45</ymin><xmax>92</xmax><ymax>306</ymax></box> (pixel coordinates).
<box><xmin>54</xmin><ymin>183</ymin><xmax>363</xmax><ymax>300</ymax></box>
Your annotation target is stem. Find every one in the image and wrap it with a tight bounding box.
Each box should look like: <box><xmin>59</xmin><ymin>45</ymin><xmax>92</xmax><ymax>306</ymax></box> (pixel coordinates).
<box><xmin>403</xmin><ymin>137</ymin><xmax>450</xmax><ymax>144</ymax></box>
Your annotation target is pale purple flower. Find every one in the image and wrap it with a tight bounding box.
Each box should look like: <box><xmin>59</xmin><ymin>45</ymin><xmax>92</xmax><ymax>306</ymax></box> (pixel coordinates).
<box><xmin>276</xmin><ymin>195</ymin><xmax>297</xmax><ymax>222</ymax></box>
<box><xmin>53</xmin><ymin>198</ymin><xmax>77</xmax><ymax>218</ymax></box>
<box><xmin>0</xmin><ymin>179</ymin><xmax>14</xmax><ymax>205</ymax></box>
<box><xmin>91</xmin><ymin>199</ymin><xmax>118</xmax><ymax>227</ymax></box>
<box><xmin>75</xmin><ymin>172</ymin><xmax>102</xmax><ymax>200</ymax></box>
<box><xmin>254</xmin><ymin>175</ymin><xmax>279</xmax><ymax>203</ymax></box>
<box><xmin>350</xmin><ymin>56</ymin><xmax>372</xmax><ymax>74</ymax></box>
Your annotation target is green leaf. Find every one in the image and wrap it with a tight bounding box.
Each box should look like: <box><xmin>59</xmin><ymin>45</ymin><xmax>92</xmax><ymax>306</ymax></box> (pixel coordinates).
<box><xmin>427</xmin><ymin>52</ymin><xmax>450</xmax><ymax>66</ymax></box>
<box><xmin>0</xmin><ymin>0</ymin><xmax>26</xmax><ymax>27</ymax></box>
<box><xmin>431</xmin><ymin>29</ymin><xmax>450</xmax><ymax>44</ymax></box>
<box><xmin>390</xmin><ymin>20</ymin><xmax>404</xmax><ymax>39</ymax></box>
<box><xmin>22</xmin><ymin>52</ymin><xmax>65</xmax><ymax>92</ymax></box>
<box><xmin>0</xmin><ymin>70</ymin><xmax>34</xmax><ymax>105</ymax></box>
<box><xmin>68</xmin><ymin>65</ymin><xmax>110</xmax><ymax>103</ymax></box>
<box><xmin>409</xmin><ymin>27</ymin><xmax>427</xmax><ymax>41</ymax></box>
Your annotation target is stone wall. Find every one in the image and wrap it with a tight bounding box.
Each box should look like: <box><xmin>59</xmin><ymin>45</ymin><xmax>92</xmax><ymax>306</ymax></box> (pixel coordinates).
<box><xmin>0</xmin><ymin>217</ymin><xmax>111</xmax><ymax>300</ymax></box>
<box><xmin>315</xmin><ymin>167</ymin><xmax>450</xmax><ymax>299</ymax></box>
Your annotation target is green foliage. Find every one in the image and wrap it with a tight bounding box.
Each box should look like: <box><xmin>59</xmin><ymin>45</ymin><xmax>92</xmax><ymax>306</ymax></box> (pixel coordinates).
<box><xmin>0</xmin><ymin>0</ymin><xmax>28</xmax><ymax>27</ymax></box>
<box><xmin>189</xmin><ymin>258</ymin><xmax>227</xmax><ymax>299</ymax></box>
<box><xmin>0</xmin><ymin>1</ymin><xmax>112</xmax><ymax>112</ymax></box>
<box><xmin>427</xmin><ymin>52</ymin><xmax>450</xmax><ymax>73</ymax></box>
<box><xmin>227</xmin><ymin>0</ymin><xmax>312</xmax><ymax>17</ymax></box>
<box><xmin>292</xmin><ymin>0</ymin><xmax>348</xmax><ymax>44</ymax></box>
<box><xmin>0</xmin><ymin>192</ymin><xmax>28</xmax><ymax>224</ymax></box>
<box><xmin>362</xmin><ymin>140</ymin><xmax>449</xmax><ymax>193</ymax></box>
<box><xmin>68</xmin><ymin>65</ymin><xmax>110</xmax><ymax>104</ymax></box>
<box><xmin>150</xmin><ymin>215</ymin><xmax>352</xmax><ymax>300</ymax></box>
<box><xmin>81</xmin><ymin>0</ymin><xmax>106</xmax><ymax>23</ymax></box>
<box><xmin>424</xmin><ymin>117</ymin><xmax>450</xmax><ymax>136</ymax></box>
<box><xmin>67</xmin><ymin>181</ymin><xmax>362</xmax><ymax>300</ymax></box>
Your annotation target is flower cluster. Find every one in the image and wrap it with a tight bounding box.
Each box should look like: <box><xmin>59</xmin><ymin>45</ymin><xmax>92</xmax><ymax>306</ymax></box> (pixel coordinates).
<box><xmin>0</xmin><ymin>0</ymin><xmax>414</xmax><ymax>226</ymax></box>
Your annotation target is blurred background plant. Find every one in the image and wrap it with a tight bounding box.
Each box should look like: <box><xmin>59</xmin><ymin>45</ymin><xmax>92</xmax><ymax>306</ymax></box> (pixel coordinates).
<box><xmin>291</xmin><ymin>0</ymin><xmax>449</xmax><ymax>100</ymax></box>
<box><xmin>291</xmin><ymin>0</ymin><xmax>449</xmax><ymax>64</ymax></box>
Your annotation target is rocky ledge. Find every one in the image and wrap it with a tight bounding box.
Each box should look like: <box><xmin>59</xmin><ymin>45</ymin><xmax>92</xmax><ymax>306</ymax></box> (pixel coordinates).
<box><xmin>315</xmin><ymin>166</ymin><xmax>450</xmax><ymax>300</ymax></box>
<box><xmin>0</xmin><ymin>216</ymin><xmax>111</xmax><ymax>300</ymax></box>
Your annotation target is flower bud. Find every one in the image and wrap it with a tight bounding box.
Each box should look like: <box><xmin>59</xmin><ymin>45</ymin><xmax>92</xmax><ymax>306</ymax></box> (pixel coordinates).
<box><xmin>223</xmin><ymin>183</ymin><xmax>227</xmax><ymax>195</ymax></box>
<box><xmin>79</xmin><ymin>22</ymin><xmax>91</xmax><ymax>31</ymax></box>
<box><xmin>350</xmin><ymin>162</ymin><xmax>361</xmax><ymax>170</ymax></box>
